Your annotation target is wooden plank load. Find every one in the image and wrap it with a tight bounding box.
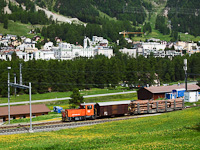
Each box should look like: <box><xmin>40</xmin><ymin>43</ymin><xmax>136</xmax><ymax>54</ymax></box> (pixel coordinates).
<box><xmin>129</xmin><ymin>98</ymin><xmax>184</xmax><ymax>115</ymax></box>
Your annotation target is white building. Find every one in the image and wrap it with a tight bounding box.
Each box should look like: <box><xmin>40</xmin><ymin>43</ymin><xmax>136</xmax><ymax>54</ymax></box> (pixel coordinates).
<box><xmin>147</xmin><ymin>38</ymin><xmax>161</xmax><ymax>42</ymax></box>
<box><xmin>186</xmin><ymin>42</ymin><xmax>197</xmax><ymax>53</ymax></box>
<box><xmin>119</xmin><ymin>48</ymin><xmax>137</xmax><ymax>58</ymax></box>
<box><xmin>54</xmin><ymin>43</ymin><xmax>72</xmax><ymax>60</ymax></box>
<box><xmin>94</xmin><ymin>47</ymin><xmax>113</xmax><ymax>59</ymax></box>
<box><xmin>72</xmin><ymin>45</ymin><xmax>94</xmax><ymax>58</ymax></box>
<box><xmin>91</xmin><ymin>36</ymin><xmax>108</xmax><ymax>47</ymax></box>
<box><xmin>17</xmin><ymin>38</ymin><xmax>38</xmax><ymax>53</ymax></box>
<box><xmin>34</xmin><ymin>50</ymin><xmax>55</xmax><ymax>60</ymax></box>
<box><xmin>16</xmin><ymin>51</ymin><xmax>33</xmax><ymax>61</ymax></box>
<box><xmin>142</xmin><ymin>49</ymin><xmax>182</xmax><ymax>58</ymax></box>
<box><xmin>43</xmin><ymin>42</ymin><xmax>54</xmax><ymax>50</ymax></box>
<box><xmin>0</xmin><ymin>51</ymin><xmax>33</xmax><ymax>61</ymax></box>
<box><xmin>142</xmin><ymin>42</ymin><xmax>166</xmax><ymax>51</ymax></box>
<box><xmin>0</xmin><ymin>52</ymin><xmax>12</xmax><ymax>61</ymax></box>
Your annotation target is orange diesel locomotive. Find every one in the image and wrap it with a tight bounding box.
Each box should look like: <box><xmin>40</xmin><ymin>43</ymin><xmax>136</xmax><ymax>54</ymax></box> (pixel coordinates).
<box><xmin>62</xmin><ymin>103</ymin><xmax>96</xmax><ymax>121</ymax></box>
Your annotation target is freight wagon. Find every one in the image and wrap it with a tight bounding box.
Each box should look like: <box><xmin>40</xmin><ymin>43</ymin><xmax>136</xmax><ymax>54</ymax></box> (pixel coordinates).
<box><xmin>62</xmin><ymin>99</ymin><xmax>184</xmax><ymax>121</ymax></box>
<box><xmin>96</xmin><ymin>101</ymin><xmax>131</xmax><ymax>117</ymax></box>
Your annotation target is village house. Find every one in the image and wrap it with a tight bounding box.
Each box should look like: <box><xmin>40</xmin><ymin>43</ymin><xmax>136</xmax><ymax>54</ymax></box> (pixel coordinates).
<box><xmin>11</xmin><ymin>40</ymin><xmax>21</xmax><ymax>47</ymax></box>
<box><xmin>16</xmin><ymin>38</ymin><xmax>38</xmax><ymax>53</ymax></box>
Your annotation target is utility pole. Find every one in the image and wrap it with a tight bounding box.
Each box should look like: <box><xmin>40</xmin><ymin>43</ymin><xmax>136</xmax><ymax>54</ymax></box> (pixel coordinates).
<box><xmin>183</xmin><ymin>59</ymin><xmax>187</xmax><ymax>91</ymax></box>
<box><xmin>7</xmin><ymin>67</ymin><xmax>11</xmax><ymax>124</ymax></box>
<box><xmin>20</xmin><ymin>63</ymin><xmax>22</xmax><ymax>85</ymax></box>
<box><xmin>7</xmin><ymin>67</ymin><xmax>33</xmax><ymax>132</ymax></box>
<box><xmin>29</xmin><ymin>82</ymin><xmax>33</xmax><ymax>133</ymax></box>
<box><xmin>14</xmin><ymin>73</ymin><xmax>16</xmax><ymax>97</ymax></box>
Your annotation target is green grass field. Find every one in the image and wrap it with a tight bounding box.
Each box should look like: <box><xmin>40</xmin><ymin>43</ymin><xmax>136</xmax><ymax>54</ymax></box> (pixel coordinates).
<box><xmin>0</xmin><ymin>21</ymin><xmax>40</xmax><ymax>38</ymax></box>
<box><xmin>4</xmin><ymin>112</ymin><xmax>61</xmax><ymax>125</ymax></box>
<box><xmin>0</xmin><ymin>106</ymin><xmax>199</xmax><ymax>149</ymax></box>
<box><xmin>0</xmin><ymin>88</ymin><xmax>133</xmax><ymax>104</ymax></box>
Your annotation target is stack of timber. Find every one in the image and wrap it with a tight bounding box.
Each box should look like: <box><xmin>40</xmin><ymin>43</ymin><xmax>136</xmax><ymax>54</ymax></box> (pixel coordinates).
<box><xmin>129</xmin><ymin>98</ymin><xmax>184</xmax><ymax>114</ymax></box>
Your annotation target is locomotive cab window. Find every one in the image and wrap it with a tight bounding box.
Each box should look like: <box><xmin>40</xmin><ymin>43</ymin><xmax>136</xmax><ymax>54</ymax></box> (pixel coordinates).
<box><xmin>87</xmin><ymin>105</ymin><xmax>92</xmax><ymax>109</ymax></box>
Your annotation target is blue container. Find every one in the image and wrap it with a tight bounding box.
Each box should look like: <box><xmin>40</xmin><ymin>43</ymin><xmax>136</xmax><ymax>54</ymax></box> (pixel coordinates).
<box><xmin>166</xmin><ymin>93</ymin><xmax>171</xmax><ymax>99</ymax></box>
<box><xmin>53</xmin><ymin>106</ymin><xmax>63</xmax><ymax>113</ymax></box>
<box><xmin>166</xmin><ymin>93</ymin><xmax>176</xmax><ymax>99</ymax></box>
<box><xmin>172</xmin><ymin>88</ymin><xmax>185</xmax><ymax>98</ymax></box>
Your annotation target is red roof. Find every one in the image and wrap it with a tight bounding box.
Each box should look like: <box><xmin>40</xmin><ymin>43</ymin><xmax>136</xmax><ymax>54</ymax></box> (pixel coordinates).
<box><xmin>144</xmin><ymin>84</ymin><xmax>200</xmax><ymax>94</ymax></box>
<box><xmin>0</xmin><ymin>104</ymin><xmax>50</xmax><ymax>117</ymax></box>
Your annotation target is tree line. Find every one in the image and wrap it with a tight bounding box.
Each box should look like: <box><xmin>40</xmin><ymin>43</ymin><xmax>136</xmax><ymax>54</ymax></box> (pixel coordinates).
<box><xmin>0</xmin><ymin>52</ymin><xmax>200</xmax><ymax>97</ymax></box>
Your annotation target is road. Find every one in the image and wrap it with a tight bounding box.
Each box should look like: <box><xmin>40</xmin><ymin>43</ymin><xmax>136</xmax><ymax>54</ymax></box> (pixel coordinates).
<box><xmin>0</xmin><ymin>91</ymin><xmax>136</xmax><ymax>106</ymax></box>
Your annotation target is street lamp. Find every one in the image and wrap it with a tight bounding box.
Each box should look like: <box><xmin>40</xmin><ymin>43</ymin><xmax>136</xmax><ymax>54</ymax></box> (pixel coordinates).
<box><xmin>7</xmin><ymin>67</ymin><xmax>11</xmax><ymax>124</ymax></box>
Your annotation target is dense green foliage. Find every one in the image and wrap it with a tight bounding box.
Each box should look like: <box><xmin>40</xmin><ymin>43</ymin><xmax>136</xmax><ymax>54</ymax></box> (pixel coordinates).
<box><xmin>0</xmin><ymin>107</ymin><xmax>199</xmax><ymax>149</ymax></box>
<box><xmin>143</xmin><ymin>22</ymin><xmax>152</xmax><ymax>34</ymax></box>
<box><xmin>0</xmin><ymin>0</ymin><xmax>7</xmax><ymax>28</ymax></box>
<box><xmin>155</xmin><ymin>15</ymin><xmax>170</xmax><ymax>35</ymax></box>
<box><xmin>0</xmin><ymin>0</ymin><xmax>6</xmax><ymax>12</ymax></box>
<box><xmin>0</xmin><ymin>53</ymin><xmax>200</xmax><ymax>96</ymax></box>
<box><xmin>166</xmin><ymin>0</ymin><xmax>200</xmax><ymax>36</ymax></box>
<box><xmin>50</xmin><ymin>0</ymin><xmax>146</xmax><ymax>24</ymax></box>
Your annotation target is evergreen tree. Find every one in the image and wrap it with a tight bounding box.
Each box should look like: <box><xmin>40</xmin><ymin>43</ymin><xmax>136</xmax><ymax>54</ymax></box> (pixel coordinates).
<box><xmin>3</xmin><ymin>17</ymin><xmax>8</xmax><ymax>29</ymax></box>
<box><xmin>69</xmin><ymin>88</ymin><xmax>84</xmax><ymax>108</ymax></box>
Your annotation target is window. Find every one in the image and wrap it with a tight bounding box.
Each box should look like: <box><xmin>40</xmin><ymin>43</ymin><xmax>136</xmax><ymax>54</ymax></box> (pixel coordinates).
<box><xmin>13</xmin><ymin>116</ymin><xmax>16</xmax><ymax>119</ymax></box>
<box><xmin>87</xmin><ymin>105</ymin><xmax>92</xmax><ymax>109</ymax></box>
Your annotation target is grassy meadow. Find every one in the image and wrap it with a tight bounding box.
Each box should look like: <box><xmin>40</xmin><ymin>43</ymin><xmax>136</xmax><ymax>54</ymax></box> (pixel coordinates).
<box><xmin>0</xmin><ymin>21</ymin><xmax>43</xmax><ymax>38</ymax></box>
<box><xmin>0</xmin><ymin>106</ymin><xmax>199</xmax><ymax>149</ymax></box>
<box><xmin>0</xmin><ymin>88</ymin><xmax>133</xmax><ymax>104</ymax></box>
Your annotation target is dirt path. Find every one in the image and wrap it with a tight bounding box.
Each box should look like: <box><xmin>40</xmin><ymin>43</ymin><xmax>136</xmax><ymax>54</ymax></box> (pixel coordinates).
<box><xmin>35</xmin><ymin>5</ymin><xmax>84</xmax><ymax>25</ymax></box>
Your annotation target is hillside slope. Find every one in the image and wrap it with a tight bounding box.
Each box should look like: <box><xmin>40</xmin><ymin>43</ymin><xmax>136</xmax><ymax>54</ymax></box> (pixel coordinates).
<box><xmin>165</xmin><ymin>0</ymin><xmax>200</xmax><ymax>36</ymax></box>
<box><xmin>35</xmin><ymin>0</ymin><xmax>148</xmax><ymax>24</ymax></box>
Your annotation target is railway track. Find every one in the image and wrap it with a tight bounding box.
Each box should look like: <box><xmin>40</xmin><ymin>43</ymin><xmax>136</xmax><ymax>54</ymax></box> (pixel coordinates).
<box><xmin>0</xmin><ymin>113</ymin><xmax>161</xmax><ymax>135</ymax></box>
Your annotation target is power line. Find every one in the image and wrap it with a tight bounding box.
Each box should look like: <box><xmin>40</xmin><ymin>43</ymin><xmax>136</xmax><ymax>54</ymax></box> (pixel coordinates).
<box><xmin>122</xmin><ymin>6</ymin><xmax>200</xmax><ymax>15</ymax></box>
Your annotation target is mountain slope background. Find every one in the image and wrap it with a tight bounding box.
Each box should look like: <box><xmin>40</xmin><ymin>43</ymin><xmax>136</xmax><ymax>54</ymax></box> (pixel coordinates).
<box><xmin>0</xmin><ymin>0</ymin><xmax>200</xmax><ymax>42</ymax></box>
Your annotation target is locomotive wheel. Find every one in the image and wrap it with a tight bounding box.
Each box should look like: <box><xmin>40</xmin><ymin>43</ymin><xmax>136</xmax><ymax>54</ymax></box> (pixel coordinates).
<box><xmin>91</xmin><ymin>115</ymin><xmax>96</xmax><ymax>120</ymax></box>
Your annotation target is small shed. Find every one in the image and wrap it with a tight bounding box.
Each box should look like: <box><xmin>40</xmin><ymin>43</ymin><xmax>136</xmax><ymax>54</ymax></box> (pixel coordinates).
<box><xmin>184</xmin><ymin>91</ymin><xmax>199</xmax><ymax>102</ymax></box>
<box><xmin>0</xmin><ymin>104</ymin><xmax>50</xmax><ymax>122</ymax></box>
